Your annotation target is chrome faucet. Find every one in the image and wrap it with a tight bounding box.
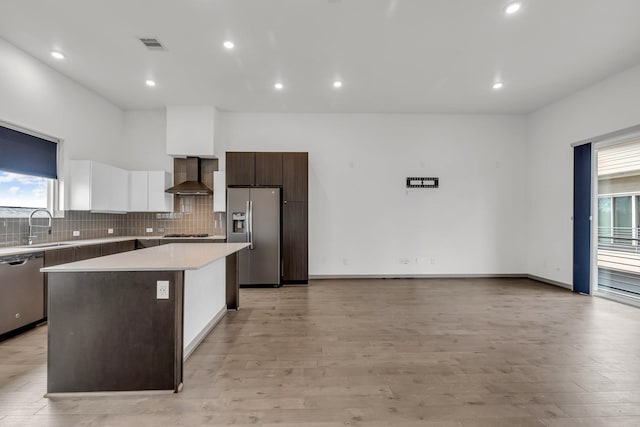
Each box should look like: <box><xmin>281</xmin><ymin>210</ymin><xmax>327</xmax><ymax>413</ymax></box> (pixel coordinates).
<box><xmin>28</xmin><ymin>208</ymin><xmax>53</xmax><ymax>245</ymax></box>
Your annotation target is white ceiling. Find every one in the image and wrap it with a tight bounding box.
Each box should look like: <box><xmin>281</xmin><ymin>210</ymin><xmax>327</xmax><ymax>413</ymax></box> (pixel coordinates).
<box><xmin>1</xmin><ymin>0</ymin><xmax>640</xmax><ymax>114</ymax></box>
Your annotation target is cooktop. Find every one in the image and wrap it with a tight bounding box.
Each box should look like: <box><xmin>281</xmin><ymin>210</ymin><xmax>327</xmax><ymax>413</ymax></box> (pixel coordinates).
<box><xmin>162</xmin><ymin>233</ymin><xmax>209</xmax><ymax>238</ymax></box>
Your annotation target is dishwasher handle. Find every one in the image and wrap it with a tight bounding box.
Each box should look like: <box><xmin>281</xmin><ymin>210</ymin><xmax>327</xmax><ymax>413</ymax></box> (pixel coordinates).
<box><xmin>0</xmin><ymin>252</ymin><xmax>44</xmax><ymax>265</ymax></box>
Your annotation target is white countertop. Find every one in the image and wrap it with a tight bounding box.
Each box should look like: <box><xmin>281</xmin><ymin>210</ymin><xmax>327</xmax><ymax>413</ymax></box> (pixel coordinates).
<box><xmin>0</xmin><ymin>235</ymin><xmax>226</xmax><ymax>257</ymax></box>
<box><xmin>41</xmin><ymin>243</ymin><xmax>249</xmax><ymax>272</ymax></box>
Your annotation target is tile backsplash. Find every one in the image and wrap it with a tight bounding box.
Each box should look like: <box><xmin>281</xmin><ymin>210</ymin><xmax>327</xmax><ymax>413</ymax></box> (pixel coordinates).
<box><xmin>123</xmin><ymin>196</ymin><xmax>225</xmax><ymax>237</ymax></box>
<box><xmin>0</xmin><ymin>195</ymin><xmax>225</xmax><ymax>248</ymax></box>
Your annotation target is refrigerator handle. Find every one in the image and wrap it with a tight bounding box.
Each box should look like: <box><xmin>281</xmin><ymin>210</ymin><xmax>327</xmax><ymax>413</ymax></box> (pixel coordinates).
<box><xmin>248</xmin><ymin>200</ymin><xmax>254</xmax><ymax>250</ymax></box>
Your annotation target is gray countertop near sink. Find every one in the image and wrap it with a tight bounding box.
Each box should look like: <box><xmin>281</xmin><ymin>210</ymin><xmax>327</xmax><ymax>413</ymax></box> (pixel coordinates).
<box><xmin>0</xmin><ymin>235</ymin><xmax>226</xmax><ymax>257</ymax></box>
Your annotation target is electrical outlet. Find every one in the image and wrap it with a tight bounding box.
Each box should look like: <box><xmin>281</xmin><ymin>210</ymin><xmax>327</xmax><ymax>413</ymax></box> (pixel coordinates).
<box><xmin>157</xmin><ymin>281</ymin><xmax>169</xmax><ymax>299</ymax></box>
<box><xmin>342</xmin><ymin>258</ymin><xmax>348</xmax><ymax>265</ymax></box>
<box><xmin>399</xmin><ymin>257</ymin><xmax>411</xmax><ymax>265</ymax></box>
<box><xmin>72</xmin><ymin>231</ymin><xmax>80</xmax><ymax>237</ymax></box>
<box><xmin>146</xmin><ymin>228</ymin><xmax>153</xmax><ymax>233</ymax></box>
<box><xmin>107</xmin><ymin>228</ymin><xmax>114</xmax><ymax>234</ymax></box>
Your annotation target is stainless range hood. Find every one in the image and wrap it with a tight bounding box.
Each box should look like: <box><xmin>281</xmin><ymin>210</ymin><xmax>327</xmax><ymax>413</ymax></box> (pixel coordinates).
<box><xmin>165</xmin><ymin>157</ymin><xmax>213</xmax><ymax>195</ymax></box>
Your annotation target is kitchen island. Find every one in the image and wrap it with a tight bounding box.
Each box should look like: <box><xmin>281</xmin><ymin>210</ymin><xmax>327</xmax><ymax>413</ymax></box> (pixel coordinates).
<box><xmin>41</xmin><ymin>243</ymin><xmax>248</xmax><ymax>395</ymax></box>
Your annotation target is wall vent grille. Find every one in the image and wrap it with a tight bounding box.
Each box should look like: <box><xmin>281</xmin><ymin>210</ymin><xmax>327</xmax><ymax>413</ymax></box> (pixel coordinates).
<box><xmin>138</xmin><ymin>37</ymin><xmax>166</xmax><ymax>51</ymax></box>
<box><xmin>406</xmin><ymin>177</ymin><xmax>439</xmax><ymax>188</ymax></box>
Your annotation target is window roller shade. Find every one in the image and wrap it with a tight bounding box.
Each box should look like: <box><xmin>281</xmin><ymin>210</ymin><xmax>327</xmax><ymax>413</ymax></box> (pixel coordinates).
<box><xmin>0</xmin><ymin>125</ymin><xmax>57</xmax><ymax>179</ymax></box>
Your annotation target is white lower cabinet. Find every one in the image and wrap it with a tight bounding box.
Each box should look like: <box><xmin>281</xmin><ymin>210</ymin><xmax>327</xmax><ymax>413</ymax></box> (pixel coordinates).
<box><xmin>128</xmin><ymin>171</ymin><xmax>173</xmax><ymax>212</ymax></box>
<box><xmin>69</xmin><ymin>160</ymin><xmax>128</xmax><ymax>213</ymax></box>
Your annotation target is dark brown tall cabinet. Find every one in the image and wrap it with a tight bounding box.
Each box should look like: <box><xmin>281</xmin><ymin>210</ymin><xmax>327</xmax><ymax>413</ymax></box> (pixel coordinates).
<box><xmin>282</xmin><ymin>153</ymin><xmax>308</xmax><ymax>283</ymax></box>
<box><xmin>226</xmin><ymin>151</ymin><xmax>308</xmax><ymax>284</ymax></box>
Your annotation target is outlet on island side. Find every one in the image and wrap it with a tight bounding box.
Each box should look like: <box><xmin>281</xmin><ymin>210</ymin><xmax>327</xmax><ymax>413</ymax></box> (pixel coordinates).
<box><xmin>156</xmin><ymin>281</ymin><xmax>169</xmax><ymax>300</ymax></box>
<box><xmin>107</xmin><ymin>228</ymin><xmax>114</xmax><ymax>234</ymax></box>
<box><xmin>72</xmin><ymin>230</ymin><xmax>80</xmax><ymax>237</ymax></box>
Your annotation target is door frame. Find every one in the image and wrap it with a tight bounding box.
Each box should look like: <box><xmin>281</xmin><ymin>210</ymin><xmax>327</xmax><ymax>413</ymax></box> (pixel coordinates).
<box><xmin>573</xmin><ymin>125</ymin><xmax>640</xmax><ymax>297</ymax></box>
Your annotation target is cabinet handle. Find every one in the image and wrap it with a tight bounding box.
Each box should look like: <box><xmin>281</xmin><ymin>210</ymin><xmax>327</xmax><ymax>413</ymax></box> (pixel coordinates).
<box><xmin>284</xmin><ymin>200</ymin><xmax>287</xmax><ymax>205</ymax></box>
<box><xmin>15</xmin><ymin>313</ymin><xmax>21</xmax><ymax>319</ymax></box>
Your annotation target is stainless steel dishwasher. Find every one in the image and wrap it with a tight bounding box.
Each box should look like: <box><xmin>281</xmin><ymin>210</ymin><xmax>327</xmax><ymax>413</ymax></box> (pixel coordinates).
<box><xmin>0</xmin><ymin>252</ymin><xmax>44</xmax><ymax>335</ymax></box>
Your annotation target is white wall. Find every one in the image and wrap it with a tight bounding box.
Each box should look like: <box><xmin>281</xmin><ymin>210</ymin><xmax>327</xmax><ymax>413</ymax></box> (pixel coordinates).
<box><xmin>0</xmin><ymin>38</ymin><xmax>125</xmax><ymax>164</ymax></box>
<box><xmin>121</xmin><ymin>110</ymin><xmax>172</xmax><ymax>172</ymax></box>
<box><xmin>217</xmin><ymin>113</ymin><xmax>527</xmax><ymax>276</ymax></box>
<box><xmin>11</xmin><ymin>29</ymin><xmax>640</xmax><ymax>283</ymax></box>
<box><xmin>0</xmin><ymin>38</ymin><xmax>125</xmax><ymax>209</ymax></box>
<box><xmin>527</xmin><ymin>63</ymin><xmax>640</xmax><ymax>285</ymax></box>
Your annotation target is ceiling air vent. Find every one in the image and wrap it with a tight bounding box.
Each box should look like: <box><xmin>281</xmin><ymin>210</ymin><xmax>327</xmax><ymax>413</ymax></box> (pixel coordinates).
<box><xmin>138</xmin><ymin>37</ymin><xmax>166</xmax><ymax>51</ymax></box>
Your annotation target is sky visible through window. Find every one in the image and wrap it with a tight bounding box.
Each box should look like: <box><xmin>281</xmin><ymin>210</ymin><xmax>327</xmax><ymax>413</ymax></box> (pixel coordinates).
<box><xmin>0</xmin><ymin>170</ymin><xmax>48</xmax><ymax>208</ymax></box>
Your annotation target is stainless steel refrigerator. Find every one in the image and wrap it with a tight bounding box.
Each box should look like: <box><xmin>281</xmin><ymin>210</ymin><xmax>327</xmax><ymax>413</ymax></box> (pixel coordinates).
<box><xmin>226</xmin><ymin>187</ymin><xmax>281</xmax><ymax>287</ymax></box>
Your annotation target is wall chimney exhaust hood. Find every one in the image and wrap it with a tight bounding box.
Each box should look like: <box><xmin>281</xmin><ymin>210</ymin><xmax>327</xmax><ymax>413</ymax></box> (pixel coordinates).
<box><xmin>165</xmin><ymin>157</ymin><xmax>212</xmax><ymax>195</ymax></box>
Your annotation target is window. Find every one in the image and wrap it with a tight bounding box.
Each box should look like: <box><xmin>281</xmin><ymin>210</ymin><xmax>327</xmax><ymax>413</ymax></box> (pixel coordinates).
<box><xmin>598</xmin><ymin>197</ymin><xmax>612</xmax><ymax>244</ymax></box>
<box><xmin>0</xmin><ymin>122</ymin><xmax>60</xmax><ymax>217</ymax></box>
<box><xmin>597</xmin><ymin>195</ymin><xmax>640</xmax><ymax>246</ymax></box>
<box><xmin>613</xmin><ymin>196</ymin><xmax>633</xmax><ymax>245</ymax></box>
<box><xmin>0</xmin><ymin>171</ymin><xmax>49</xmax><ymax>208</ymax></box>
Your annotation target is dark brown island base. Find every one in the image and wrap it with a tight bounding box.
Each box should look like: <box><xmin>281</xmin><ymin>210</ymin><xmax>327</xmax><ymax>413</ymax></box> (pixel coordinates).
<box><xmin>42</xmin><ymin>243</ymin><xmax>249</xmax><ymax>395</ymax></box>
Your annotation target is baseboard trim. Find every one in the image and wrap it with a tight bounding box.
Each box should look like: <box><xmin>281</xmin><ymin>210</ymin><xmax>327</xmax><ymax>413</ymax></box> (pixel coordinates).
<box><xmin>310</xmin><ymin>274</ymin><xmax>526</xmax><ymax>280</ymax></box>
<box><xmin>525</xmin><ymin>274</ymin><xmax>573</xmax><ymax>290</ymax></box>
<box><xmin>183</xmin><ymin>305</ymin><xmax>227</xmax><ymax>361</ymax></box>
<box><xmin>46</xmin><ymin>388</ymin><xmax>176</xmax><ymax>399</ymax></box>
<box><xmin>309</xmin><ymin>274</ymin><xmax>574</xmax><ymax>291</ymax></box>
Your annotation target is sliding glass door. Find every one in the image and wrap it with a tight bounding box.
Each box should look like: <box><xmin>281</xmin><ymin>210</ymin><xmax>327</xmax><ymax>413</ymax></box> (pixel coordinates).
<box><xmin>596</xmin><ymin>137</ymin><xmax>640</xmax><ymax>301</ymax></box>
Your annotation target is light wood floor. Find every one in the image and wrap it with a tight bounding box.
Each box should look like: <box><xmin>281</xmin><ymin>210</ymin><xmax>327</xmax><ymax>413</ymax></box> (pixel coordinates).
<box><xmin>2</xmin><ymin>278</ymin><xmax>640</xmax><ymax>426</ymax></box>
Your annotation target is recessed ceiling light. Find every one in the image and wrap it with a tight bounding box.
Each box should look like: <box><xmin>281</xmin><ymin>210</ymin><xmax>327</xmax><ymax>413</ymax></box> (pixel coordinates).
<box><xmin>505</xmin><ymin>2</ymin><xmax>521</xmax><ymax>14</ymax></box>
<box><xmin>274</xmin><ymin>82</ymin><xmax>284</xmax><ymax>90</ymax></box>
<box><xmin>333</xmin><ymin>81</ymin><xmax>343</xmax><ymax>88</ymax></box>
<box><xmin>50</xmin><ymin>51</ymin><xmax>64</xmax><ymax>60</ymax></box>
<box><xmin>223</xmin><ymin>40</ymin><xmax>235</xmax><ymax>50</ymax></box>
<box><xmin>145</xmin><ymin>79</ymin><xmax>157</xmax><ymax>87</ymax></box>
<box><xmin>492</xmin><ymin>82</ymin><xmax>504</xmax><ymax>90</ymax></box>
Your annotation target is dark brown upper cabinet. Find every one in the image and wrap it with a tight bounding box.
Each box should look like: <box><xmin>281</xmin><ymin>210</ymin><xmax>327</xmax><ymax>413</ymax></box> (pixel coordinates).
<box><xmin>283</xmin><ymin>152</ymin><xmax>308</xmax><ymax>202</ymax></box>
<box><xmin>255</xmin><ymin>152</ymin><xmax>283</xmax><ymax>186</ymax></box>
<box><xmin>226</xmin><ymin>152</ymin><xmax>255</xmax><ymax>186</ymax></box>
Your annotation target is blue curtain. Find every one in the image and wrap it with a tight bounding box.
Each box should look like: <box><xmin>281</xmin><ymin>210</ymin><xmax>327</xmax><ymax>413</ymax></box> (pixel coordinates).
<box><xmin>573</xmin><ymin>143</ymin><xmax>591</xmax><ymax>294</ymax></box>
<box><xmin>0</xmin><ymin>125</ymin><xmax>57</xmax><ymax>179</ymax></box>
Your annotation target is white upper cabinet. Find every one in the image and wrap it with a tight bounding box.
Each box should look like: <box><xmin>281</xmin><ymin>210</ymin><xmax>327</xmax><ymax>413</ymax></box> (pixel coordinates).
<box><xmin>128</xmin><ymin>171</ymin><xmax>148</xmax><ymax>212</ymax></box>
<box><xmin>147</xmin><ymin>171</ymin><xmax>173</xmax><ymax>212</ymax></box>
<box><xmin>69</xmin><ymin>160</ymin><xmax>128</xmax><ymax>213</ymax></box>
<box><xmin>213</xmin><ymin>171</ymin><xmax>226</xmax><ymax>212</ymax></box>
<box><xmin>128</xmin><ymin>171</ymin><xmax>173</xmax><ymax>212</ymax></box>
<box><xmin>166</xmin><ymin>106</ymin><xmax>215</xmax><ymax>157</ymax></box>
